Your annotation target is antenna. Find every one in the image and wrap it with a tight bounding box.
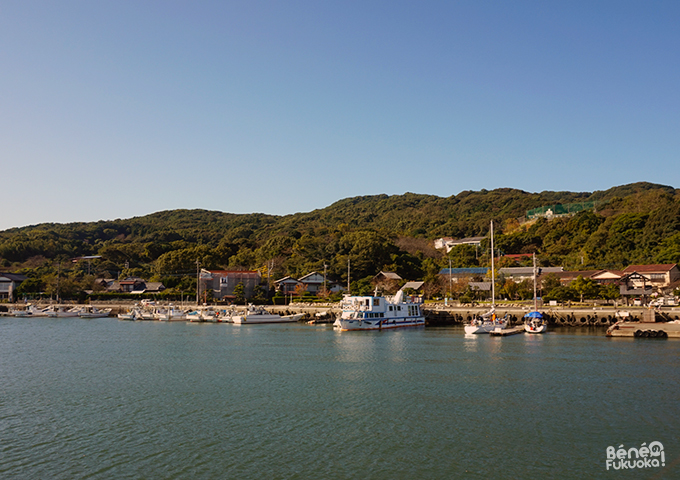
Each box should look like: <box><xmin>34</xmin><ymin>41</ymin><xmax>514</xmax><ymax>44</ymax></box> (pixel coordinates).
<box><xmin>491</xmin><ymin>220</ymin><xmax>495</xmax><ymax>307</ymax></box>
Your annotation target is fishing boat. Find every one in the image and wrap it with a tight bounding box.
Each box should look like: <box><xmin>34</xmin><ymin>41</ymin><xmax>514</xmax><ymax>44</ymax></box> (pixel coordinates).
<box><xmin>118</xmin><ymin>307</ymin><xmax>141</xmax><ymax>321</ymax></box>
<box><xmin>78</xmin><ymin>306</ymin><xmax>112</xmax><ymax>318</ymax></box>
<box><xmin>231</xmin><ymin>305</ymin><xmax>302</xmax><ymax>324</ymax></box>
<box><xmin>44</xmin><ymin>305</ymin><xmax>78</xmax><ymax>317</ymax></box>
<box><xmin>333</xmin><ymin>289</ymin><xmax>425</xmax><ymax>331</ymax></box>
<box><xmin>524</xmin><ymin>254</ymin><xmax>547</xmax><ymax>334</ymax></box>
<box><xmin>154</xmin><ymin>305</ymin><xmax>186</xmax><ymax>321</ymax></box>
<box><xmin>8</xmin><ymin>304</ymin><xmax>43</xmax><ymax>317</ymax></box>
<box><xmin>464</xmin><ymin>220</ymin><xmax>508</xmax><ymax>334</ymax></box>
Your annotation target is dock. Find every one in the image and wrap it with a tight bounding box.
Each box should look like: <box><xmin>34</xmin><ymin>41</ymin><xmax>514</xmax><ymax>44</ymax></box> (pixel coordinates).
<box><xmin>488</xmin><ymin>326</ymin><xmax>525</xmax><ymax>336</ymax></box>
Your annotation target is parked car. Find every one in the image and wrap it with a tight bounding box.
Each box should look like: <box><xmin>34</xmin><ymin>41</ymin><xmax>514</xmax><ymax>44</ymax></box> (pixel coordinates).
<box><xmin>649</xmin><ymin>297</ymin><xmax>678</xmax><ymax>307</ymax></box>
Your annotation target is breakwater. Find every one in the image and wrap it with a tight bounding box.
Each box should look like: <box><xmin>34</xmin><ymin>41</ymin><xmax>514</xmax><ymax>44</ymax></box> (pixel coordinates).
<box><xmin>4</xmin><ymin>301</ymin><xmax>679</xmax><ymax>327</ymax></box>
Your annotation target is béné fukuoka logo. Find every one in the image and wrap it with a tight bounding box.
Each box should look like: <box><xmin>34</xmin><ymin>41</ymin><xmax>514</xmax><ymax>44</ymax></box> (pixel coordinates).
<box><xmin>606</xmin><ymin>441</ymin><xmax>665</xmax><ymax>470</ymax></box>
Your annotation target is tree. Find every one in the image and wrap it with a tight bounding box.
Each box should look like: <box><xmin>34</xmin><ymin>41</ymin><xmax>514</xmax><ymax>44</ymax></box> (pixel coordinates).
<box><xmin>599</xmin><ymin>283</ymin><xmax>620</xmax><ymax>305</ymax></box>
<box><xmin>540</xmin><ymin>273</ymin><xmax>561</xmax><ymax>297</ymax></box>
<box><xmin>571</xmin><ymin>275</ymin><xmax>601</xmax><ymax>302</ymax></box>
<box><xmin>233</xmin><ymin>282</ymin><xmax>246</xmax><ymax>305</ymax></box>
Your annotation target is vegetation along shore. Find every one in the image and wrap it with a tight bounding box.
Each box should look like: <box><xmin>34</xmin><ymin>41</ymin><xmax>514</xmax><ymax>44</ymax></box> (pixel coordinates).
<box><xmin>1</xmin><ymin>182</ymin><xmax>679</xmax><ymax>309</ymax></box>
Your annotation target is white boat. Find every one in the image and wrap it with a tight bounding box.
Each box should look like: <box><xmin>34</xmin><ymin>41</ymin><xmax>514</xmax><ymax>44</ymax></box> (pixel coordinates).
<box><xmin>118</xmin><ymin>307</ymin><xmax>141</xmax><ymax>321</ymax></box>
<box><xmin>45</xmin><ymin>305</ymin><xmax>79</xmax><ymax>317</ymax></box>
<box><xmin>524</xmin><ymin>254</ymin><xmax>547</xmax><ymax>334</ymax></box>
<box><xmin>464</xmin><ymin>307</ymin><xmax>508</xmax><ymax>334</ymax></box>
<box><xmin>79</xmin><ymin>306</ymin><xmax>112</xmax><ymax>318</ymax></box>
<box><xmin>464</xmin><ymin>220</ymin><xmax>508</xmax><ymax>334</ymax></box>
<box><xmin>231</xmin><ymin>305</ymin><xmax>302</xmax><ymax>324</ymax></box>
<box><xmin>9</xmin><ymin>304</ymin><xmax>48</xmax><ymax>317</ymax></box>
<box><xmin>186</xmin><ymin>310</ymin><xmax>203</xmax><ymax>322</ymax></box>
<box><xmin>333</xmin><ymin>289</ymin><xmax>425</xmax><ymax>331</ymax></box>
<box><xmin>154</xmin><ymin>306</ymin><xmax>187</xmax><ymax>321</ymax></box>
<box><xmin>524</xmin><ymin>312</ymin><xmax>547</xmax><ymax>333</ymax></box>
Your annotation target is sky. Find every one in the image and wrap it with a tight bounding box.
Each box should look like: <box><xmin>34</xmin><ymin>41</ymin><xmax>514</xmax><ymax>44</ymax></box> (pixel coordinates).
<box><xmin>1</xmin><ymin>1</ymin><xmax>679</xmax><ymax>230</ymax></box>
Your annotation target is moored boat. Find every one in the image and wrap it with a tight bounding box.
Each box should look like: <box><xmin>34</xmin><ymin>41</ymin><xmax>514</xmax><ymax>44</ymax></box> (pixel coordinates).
<box><xmin>464</xmin><ymin>220</ymin><xmax>508</xmax><ymax>334</ymax></box>
<box><xmin>333</xmin><ymin>289</ymin><xmax>425</xmax><ymax>331</ymax></box>
<box><xmin>464</xmin><ymin>307</ymin><xmax>508</xmax><ymax>334</ymax></box>
<box><xmin>231</xmin><ymin>305</ymin><xmax>302</xmax><ymax>324</ymax></box>
<box><xmin>523</xmin><ymin>254</ymin><xmax>547</xmax><ymax>334</ymax></box>
<box><xmin>79</xmin><ymin>306</ymin><xmax>112</xmax><ymax>318</ymax></box>
<box><xmin>524</xmin><ymin>311</ymin><xmax>547</xmax><ymax>333</ymax></box>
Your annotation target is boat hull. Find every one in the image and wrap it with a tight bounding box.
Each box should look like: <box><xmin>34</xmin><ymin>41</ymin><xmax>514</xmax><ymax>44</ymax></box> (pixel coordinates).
<box><xmin>333</xmin><ymin>317</ymin><xmax>425</xmax><ymax>331</ymax></box>
<box><xmin>524</xmin><ymin>323</ymin><xmax>547</xmax><ymax>334</ymax></box>
<box><xmin>464</xmin><ymin>320</ymin><xmax>508</xmax><ymax>334</ymax></box>
<box><xmin>232</xmin><ymin>313</ymin><xmax>302</xmax><ymax>324</ymax></box>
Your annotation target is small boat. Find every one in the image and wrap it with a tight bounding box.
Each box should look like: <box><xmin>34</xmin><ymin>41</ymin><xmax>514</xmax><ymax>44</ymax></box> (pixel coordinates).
<box><xmin>186</xmin><ymin>310</ymin><xmax>203</xmax><ymax>322</ymax></box>
<box><xmin>333</xmin><ymin>289</ymin><xmax>425</xmax><ymax>331</ymax></box>
<box><xmin>118</xmin><ymin>308</ymin><xmax>141</xmax><ymax>321</ymax></box>
<box><xmin>231</xmin><ymin>305</ymin><xmax>302</xmax><ymax>324</ymax></box>
<box><xmin>464</xmin><ymin>307</ymin><xmax>508</xmax><ymax>334</ymax></box>
<box><xmin>79</xmin><ymin>306</ymin><xmax>112</xmax><ymax>318</ymax></box>
<box><xmin>45</xmin><ymin>305</ymin><xmax>79</xmax><ymax>317</ymax></box>
<box><xmin>9</xmin><ymin>304</ymin><xmax>49</xmax><ymax>317</ymax></box>
<box><xmin>464</xmin><ymin>220</ymin><xmax>508</xmax><ymax>334</ymax></box>
<box><xmin>524</xmin><ymin>311</ymin><xmax>547</xmax><ymax>333</ymax></box>
<box><xmin>154</xmin><ymin>305</ymin><xmax>186</xmax><ymax>321</ymax></box>
<box><xmin>523</xmin><ymin>254</ymin><xmax>547</xmax><ymax>334</ymax></box>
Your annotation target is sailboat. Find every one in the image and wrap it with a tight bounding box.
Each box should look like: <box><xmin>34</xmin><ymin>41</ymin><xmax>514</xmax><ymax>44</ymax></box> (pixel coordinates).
<box><xmin>524</xmin><ymin>253</ymin><xmax>547</xmax><ymax>333</ymax></box>
<box><xmin>464</xmin><ymin>220</ymin><xmax>508</xmax><ymax>334</ymax></box>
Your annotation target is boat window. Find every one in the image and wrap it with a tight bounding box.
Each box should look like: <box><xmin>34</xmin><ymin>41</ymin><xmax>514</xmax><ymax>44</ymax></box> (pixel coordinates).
<box><xmin>389</xmin><ymin>306</ymin><xmax>393</xmax><ymax>311</ymax></box>
<box><xmin>374</xmin><ymin>298</ymin><xmax>380</xmax><ymax>306</ymax></box>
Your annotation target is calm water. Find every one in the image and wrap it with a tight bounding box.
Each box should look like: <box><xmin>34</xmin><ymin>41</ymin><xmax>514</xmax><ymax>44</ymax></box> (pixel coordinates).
<box><xmin>1</xmin><ymin>318</ymin><xmax>678</xmax><ymax>479</ymax></box>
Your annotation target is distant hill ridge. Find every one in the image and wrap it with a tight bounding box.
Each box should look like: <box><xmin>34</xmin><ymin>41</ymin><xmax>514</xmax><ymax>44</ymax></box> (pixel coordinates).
<box><xmin>0</xmin><ymin>182</ymin><xmax>678</xmax><ymax>287</ymax></box>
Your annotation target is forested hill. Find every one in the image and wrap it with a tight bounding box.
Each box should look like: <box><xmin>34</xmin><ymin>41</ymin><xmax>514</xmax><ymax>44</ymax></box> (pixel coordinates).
<box><xmin>1</xmin><ymin>182</ymin><xmax>679</xmax><ymax>295</ymax></box>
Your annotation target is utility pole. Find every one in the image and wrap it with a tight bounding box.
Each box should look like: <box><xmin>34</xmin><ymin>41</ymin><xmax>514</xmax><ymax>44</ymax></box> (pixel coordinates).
<box><xmin>449</xmin><ymin>257</ymin><xmax>452</xmax><ymax>303</ymax></box>
<box><xmin>56</xmin><ymin>262</ymin><xmax>61</xmax><ymax>303</ymax></box>
<box><xmin>347</xmin><ymin>258</ymin><xmax>351</xmax><ymax>294</ymax></box>
<box><xmin>195</xmin><ymin>259</ymin><xmax>201</xmax><ymax>306</ymax></box>
<box><xmin>323</xmin><ymin>263</ymin><xmax>327</xmax><ymax>294</ymax></box>
<box><xmin>491</xmin><ymin>220</ymin><xmax>495</xmax><ymax>307</ymax></box>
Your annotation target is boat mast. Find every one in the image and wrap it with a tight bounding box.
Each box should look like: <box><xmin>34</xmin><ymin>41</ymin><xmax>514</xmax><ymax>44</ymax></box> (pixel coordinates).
<box><xmin>490</xmin><ymin>220</ymin><xmax>495</xmax><ymax>307</ymax></box>
<box><xmin>533</xmin><ymin>253</ymin><xmax>538</xmax><ymax>312</ymax></box>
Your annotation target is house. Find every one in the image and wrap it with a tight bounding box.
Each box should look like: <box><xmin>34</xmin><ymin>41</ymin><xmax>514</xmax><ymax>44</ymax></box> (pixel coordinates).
<box><xmin>402</xmin><ymin>281</ymin><xmax>425</xmax><ymax>292</ymax></box>
<box><xmin>439</xmin><ymin>268</ymin><xmax>489</xmax><ymax>282</ymax></box>
<box><xmin>434</xmin><ymin>237</ymin><xmax>454</xmax><ymax>250</ymax></box>
<box><xmin>202</xmin><ymin>270</ymin><xmax>262</xmax><ymax>300</ymax></box>
<box><xmin>98</xmin><ymin>277</ymin><xmax>166</xmax><ymax>294</ymax></box>
<box><xmin>618</xmin><ymin>272</ymin><xmax>654</xmax><ymax>298</ymax></box>
<box><xmin>373</xmin><ymin>271</ymin><xmax>402</xmax><ymax>283</ymax></box>
<box><xmin>590</xmin><ymin>270</ymin><xmax>623</xmax><ymax>285</ymax></box>
<box><xmin>501</xmin><ymin>266</ymin><xmax>564</xmax><ymax>283</ymax></box>
<box><xmin>621</xmin><ymin>264</ymin><xmax>680</xmax><ymax>290</ymax></box>
<box><xmin>541</xmin><ymin>270</ymin><xmax>602</xmax><ymax>286</ymax></box>
<box><xmin>298</xmin><ymin>271</ymin><xmax>326</xmax><ymax>295</ymax></box>
<box><xmin>435</xmin><ymin>237</ymin><xmax>485</xmax><ymax>253</ymax></box>
<box><xmin>273</xmin><ymin>276</ymin><xmax>301</xmax><ymax>295</ymax></box>
<box><xmin>119</xmin><ymin>277</ymin><xmax>147</xmax><ymax>293</ymax></box>
<box><xmin>0</xmin><ymin>272</ymin><xmax>27</xmax><ymax>302</ymax></box>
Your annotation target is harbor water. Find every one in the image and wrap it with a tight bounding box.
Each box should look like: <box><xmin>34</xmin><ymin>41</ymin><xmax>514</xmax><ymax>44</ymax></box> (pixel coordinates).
<box><xmin>1</xmin><ymin>318</ymin><xmax>678</xmax><ymax>479</ymax></box>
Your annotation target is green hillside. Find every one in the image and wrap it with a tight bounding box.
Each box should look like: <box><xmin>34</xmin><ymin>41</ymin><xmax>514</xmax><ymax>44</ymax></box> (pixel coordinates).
<box><xmin>1</xmin><ymin>182</ymin><xmax>678</xmax><ymax>300</ymax></box>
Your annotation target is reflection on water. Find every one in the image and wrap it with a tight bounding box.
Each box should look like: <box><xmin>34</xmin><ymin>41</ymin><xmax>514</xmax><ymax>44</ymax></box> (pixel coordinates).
<box><xmin>1</xmin><ymin>318</ymin><xmax>679</xmax><ymax>479</ymax></box>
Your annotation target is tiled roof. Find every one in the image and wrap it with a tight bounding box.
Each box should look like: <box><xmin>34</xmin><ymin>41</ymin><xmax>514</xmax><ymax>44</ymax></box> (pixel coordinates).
<box><xmin>623</xmin><ymin>264</ymin><xmax>677</xmax><ymax>273</ymax></box>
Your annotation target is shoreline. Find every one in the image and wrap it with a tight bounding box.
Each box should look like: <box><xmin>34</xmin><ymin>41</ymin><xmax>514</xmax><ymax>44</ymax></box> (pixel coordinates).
<box><xmin>3</xmin><ymin>301</ymin><xmax>679</xmax><ymax>327</ymax></box>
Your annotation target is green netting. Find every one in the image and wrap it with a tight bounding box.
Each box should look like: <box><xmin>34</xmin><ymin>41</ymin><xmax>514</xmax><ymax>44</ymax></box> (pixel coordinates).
<box><xmin>527</xmin><ymin>202</ymin><xmax>596</xmax><ymax>218</ymax></box>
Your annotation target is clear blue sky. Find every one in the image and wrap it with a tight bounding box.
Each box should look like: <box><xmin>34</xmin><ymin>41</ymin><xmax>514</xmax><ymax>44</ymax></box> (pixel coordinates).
<box><xmin>1</xmin><ymin>1</ymin><xmax>678</xmax><ymax>230</ymax></box>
